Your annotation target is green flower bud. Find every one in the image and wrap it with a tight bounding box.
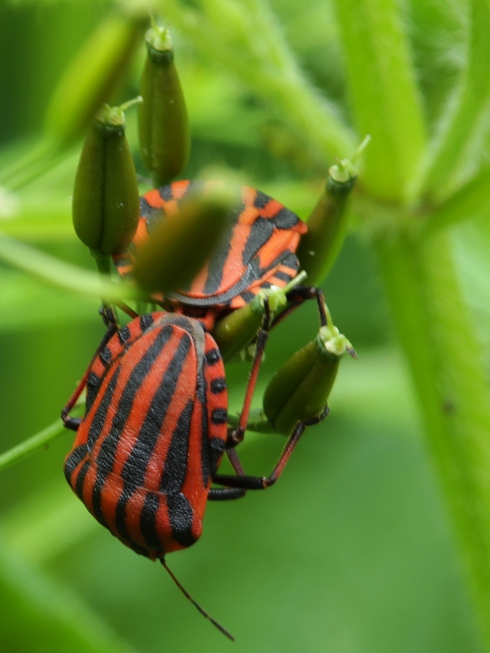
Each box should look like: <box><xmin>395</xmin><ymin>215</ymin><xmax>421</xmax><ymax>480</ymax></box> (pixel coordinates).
<box><xmin>296</xmin><ymin>136</ymin><xmax>370</xmax><ymax>285</ymax></box>
<box><xmin>45</xmin><ymin>7</ymin><xmax>147</xmax><ymax>147</ymax></box>
<box><xmin>213</xmin><ymin>301</ymin><xmax>264</xmax><ymax>362</ymax></box>
<box><xmin>263</xmin><ymin>324</ymin><xmax>355</xmax><ymax>435</ymax></box>
<box><xmin>132</xmin><ymin>183</ymin><xmax>239</xmax><ymax>296</ymax></box>
<box><xmin>138</xmin><ymin>24</ymin><xmax>190</xmax><ymax>185</ymax></box>
<box><xmin>72</xmin><ymin>103</ymin><xmax>140</xmax><ymax>256</ymax></box>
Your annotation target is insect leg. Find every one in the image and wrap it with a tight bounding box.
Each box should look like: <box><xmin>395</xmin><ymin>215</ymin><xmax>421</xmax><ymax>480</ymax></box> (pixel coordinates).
<box><xmin>61</xmin><ymin>306</ymin><xmax>119</xmax><ymax>427</ymax></box>
<box><xmin>208</xmin><ymin>487</ymin><xmax>246</xmax><ymax>500</ymax></box>
<box><xmin>271</xmin><ymin>285</ymin><xmax>327</xmax><ymax>329</ymax></box>
<box><xmin>227</xmin><ymin>300</ymin><xmax>272</xmax><ymax>448</ymax></box>
<box><xmin>214</xmin><ymin>406</ymin><xmax>329</xmax><ymax>490</ymax></box>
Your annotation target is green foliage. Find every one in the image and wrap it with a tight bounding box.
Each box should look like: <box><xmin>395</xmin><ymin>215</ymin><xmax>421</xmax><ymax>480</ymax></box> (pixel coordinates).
<box><xmin>0</xmin><ymin>0</ymin><xmax>489</xmax><ymax>652</ymax></box>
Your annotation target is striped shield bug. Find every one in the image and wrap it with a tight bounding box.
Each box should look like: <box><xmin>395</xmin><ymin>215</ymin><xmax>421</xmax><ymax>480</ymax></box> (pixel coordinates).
<box><xmin>62</xmin><ymin>281</ymin><xmax>332</xmax><ymax>639</ymax></box>
<box><xmin>113</xmin><ymin>179</ymin><xmax>308</xmax><ymax>327</ymax></box>
<box><xmin>60</xmin><ymin>16</ymin><xmax>357</xmax><ymax>638</ymax></box>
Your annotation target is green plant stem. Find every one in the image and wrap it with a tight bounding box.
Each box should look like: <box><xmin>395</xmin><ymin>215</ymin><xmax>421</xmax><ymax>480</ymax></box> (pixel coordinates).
<box><xmin>375</xmin><ymin>229</ymin><xmax>490</xmax><ymax>649</ymax></box>
<box><xmin>417</xmin><ymin>0</ymin><xmax>490</xmax><ymax>199</ymax></box>
<box><xmin>331</xmin><ymin>0</ymin><xmax>426</xmax><ymax>201</ymax></box>
<box><xmin>426</xmin><ymin>165</ymin><xmax>490</xmax><ymax>234</ymax></box>
<box><xmin>92</xmin><ymin>251</ymin><xmax>112</xmax><ymax>307</ymax></box>
<box><xmin>0</xmin><ymin>416</ymin><xmax>75</xmax><ymax>473</ymax></box>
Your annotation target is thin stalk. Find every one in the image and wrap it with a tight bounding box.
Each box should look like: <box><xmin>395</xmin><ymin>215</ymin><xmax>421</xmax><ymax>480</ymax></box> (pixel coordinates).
<box><xmin>332</xmin><ymin>0</ymin><xmax>426</xmax><ymax>201</ymax></box>
<box><xmin>0</xmin><ymin>413</ymin><xmax>80</xmax><ymax>473</ymax></box>
<box><xmin>375</xmin><ymin>229</ymin><xmax>490</xmax><ymax>649</ymax></box>
<box><xmin>92</xmin><ymin>251</ymin><xmax>112</xmax><ymax>307</ymax></box>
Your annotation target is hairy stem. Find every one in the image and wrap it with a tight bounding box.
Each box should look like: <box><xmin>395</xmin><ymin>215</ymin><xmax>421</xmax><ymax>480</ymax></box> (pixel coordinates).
<box><xmin>375</xmin><ymin>228</ymin><xmax>490</xmax><ymax>648</ymax></box>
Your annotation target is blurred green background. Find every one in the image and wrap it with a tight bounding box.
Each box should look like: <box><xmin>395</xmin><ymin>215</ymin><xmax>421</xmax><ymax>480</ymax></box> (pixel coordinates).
<box><xmin>0</xmin><ymin>0</ymin><xmax>489</xmax><ymax>652</ymax></box>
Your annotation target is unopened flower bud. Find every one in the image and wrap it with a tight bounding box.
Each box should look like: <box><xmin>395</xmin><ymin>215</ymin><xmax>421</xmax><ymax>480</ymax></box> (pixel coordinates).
<box><xmin>263</xmin><ymin>324</ymin><xmax>355</xmax><ymax>435</ymax></box>
<box><xmin>296</xmin><ymin>136</ymin><xmax>369</xmax><ymax>284</ymax></box>
<box><xmin>72</xmin><ymin>102</ymin><xmax>140</xmax><ymax>256</ymax></box>
<box><xmin>138</xmin><ymin>24</ymin><xmax>190</xmax><ymax>184</ymax></box>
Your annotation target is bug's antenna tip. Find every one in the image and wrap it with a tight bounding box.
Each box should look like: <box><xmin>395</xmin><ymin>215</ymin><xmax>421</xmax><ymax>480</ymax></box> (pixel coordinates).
<box><xmin>161</xmin><ymin>558</ymin><xmax>235</xmax><ymax>642</ymax></box>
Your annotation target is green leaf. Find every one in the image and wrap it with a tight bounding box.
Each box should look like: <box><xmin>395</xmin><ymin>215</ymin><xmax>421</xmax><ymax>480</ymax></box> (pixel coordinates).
<box><xmin>332</xmin><ymin>0</ymin><xmax>427</xmax><ymax>200</ymax></box>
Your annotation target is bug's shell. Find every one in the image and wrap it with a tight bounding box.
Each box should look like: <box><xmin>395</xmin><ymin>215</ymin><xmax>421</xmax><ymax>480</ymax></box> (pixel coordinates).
<box><xmin>64</xmin><ymin>313</ymin><xmax>228</xmax><ymax>559</ymax></box>
<box><xmin>113</xmin><ymin>180</ymin><xmax>307</xmax><ymax>315</ymax></box>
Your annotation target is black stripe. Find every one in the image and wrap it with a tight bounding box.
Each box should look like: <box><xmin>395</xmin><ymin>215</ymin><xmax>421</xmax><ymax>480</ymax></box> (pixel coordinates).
<box><xmin>242</xmin><ymin>217</ymin><xmax>274</xmax><ymax>264</ymax></box>
<box><xmin>157</xmin><ymin>184</ymin><xmax>174</xmax><ymax>201</ymax></box>
<box><xmin>118</xmin><ymin>325</ymin><xmax>131</xmax><ymax>344</ymax></box>
<box><xmin>75</xmin><ymin>460</ymin><xmax>90</xmax><ymax>500</ymax></box>
<box><xmin>205</xmin><ymin>348</ymin><xmax>220</xmax><ymax>365</ymax></box>
<box><xmin>114</xmin><ymin>483</ymin><xmax>134</xmax><ymax>541</ymax></box>
<box><xmin>86</xmin><ymin>371</ymin><xmax>101</xmax><ymax>412</ymax></box>
<box><xmin>167</xmin><ymin>493</ymin><xmax>196</xmax><ymax>547</ymax></box>
<box><xmin>114</xmin><ymin>329</ymin><xmax>193</xmax><ymax>542</ymax></box>
<box><xmin>125</xmin><ymin>540</ymin><xmax>152</xmax><ymax>558</ymax></box>
<box><xmin>140</xmin><ymin>491</ymin><xmax>162</xmax><ymax>551</ymax></box>
<box><xmin>122</xmin><ymin>332</ymin><xmax>192</xmax><ymax>489</ymax></box>
<box><xmin>273</xmin><ymin>270</ymin><xmax>294</xmax><ymax>283</ymax></box>
<box><xmin>171</xmin><ymin>250</ymin><xmax>299</xmax><ymax>308</ymax></box>
<box><xmin>279</xmin><ymin>251</ymin><xmax>298</xmax><ymax>269</ymax></box>
<box><xmin>139</xmin><ymin>196</ymin><xmax>152</xmax><ymax>218</ymax></box>
<box><xmin>240</xmin><ymin>290</ymin><xmax>255</xmax><ymax>304</ymax></box>
<box><xmin>99</xmin><ymin>347</ymin><xmax>112</xmax><ymax>365</ymax></box>
<box><xmin>87</xmin><ymin>371</ymin><xmax>100</xmax><ymax>387</ymax></box>
<box><xmin>159</xmin><ymin>399</ymin><xmax>194</xmax><ymax>493</ymax></box>
<box><xmin>210</xmin><ymin>377</ymin><xmax>226</xmax><ymax>394</ymax></box>
<box><xmin>253</xmin><ymin>190</ymin><xmax>270</xmax><ymax>210</ymax></box>
<box><xmin>211</xmin><ymin>408</ymin><xmax>227</xmax><ymax>424</ymax></box>
<box><xmin>140</xmin><ymin>314</ymin><xmax>154</xmax><ymax>331</ymax></box>
<box><xmin>88</xmin><ymin>369</ymin><xmax>120</xmax><ymax>527</ymax></box>
<box><xmin>87</xmin><ymin>367</ymin><xmax>120</xmax><ymax>450</ymax></box>
<box><xmin>200</xmin><ymin>205</ymin><xmax>240</xmax><ymax>296</ymax></box>
<box><xmin>271</xmin><ymin>206</ymin><xmax>300</xmax><ymax>229</ymax></box>
<box><xmin>64</xmin><ymin>444</ymin><xmax>88</xmax><ymax>482</ymax></box>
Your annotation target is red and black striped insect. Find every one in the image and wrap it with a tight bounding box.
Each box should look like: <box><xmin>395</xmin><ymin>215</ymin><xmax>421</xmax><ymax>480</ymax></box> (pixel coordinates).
<box><xmin>63</xmin><ymin>183</ymin><xmax>329</xmax><ymax>638</ymax></box>
<box><xmin>62</xmin><ymin>286</ymin><xmax>328</xmax><ymax>639</ymax></box>
<box><xmin>113</xmin><ymin>179</ymin><xmax>308</xmax><ymax>327</ymax></box>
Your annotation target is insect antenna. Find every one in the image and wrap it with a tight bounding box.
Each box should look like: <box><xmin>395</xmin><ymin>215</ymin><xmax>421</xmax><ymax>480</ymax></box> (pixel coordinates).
<box><xmin>161</xmin><ymin>559</ymin><xmax>235</xmax><ymax>642</ymax></box>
